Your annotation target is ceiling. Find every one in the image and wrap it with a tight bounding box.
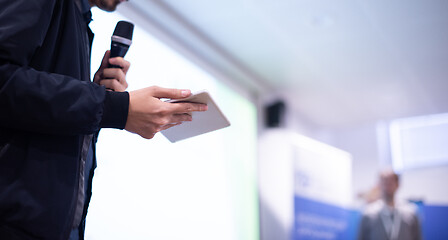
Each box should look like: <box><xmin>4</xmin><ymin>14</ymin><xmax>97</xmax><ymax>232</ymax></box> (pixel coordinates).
<box><xmin>121</xmin><ymin>0</ymin><xmax>448</xmax><ymax>129</ymax></box>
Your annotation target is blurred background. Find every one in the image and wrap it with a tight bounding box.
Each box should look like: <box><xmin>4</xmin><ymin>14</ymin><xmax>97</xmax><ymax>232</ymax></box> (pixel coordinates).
<box><xmin>85</xmin><ymin>0</ymin><xmax>448</xmax><ymax>239</ymax></box>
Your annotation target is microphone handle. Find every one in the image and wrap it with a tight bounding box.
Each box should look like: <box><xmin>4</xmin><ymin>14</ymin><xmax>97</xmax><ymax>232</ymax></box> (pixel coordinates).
<box><xmin>109</xmin><ymin>41</ymin><xmax>130</xmax><ymax>68</ymax></box>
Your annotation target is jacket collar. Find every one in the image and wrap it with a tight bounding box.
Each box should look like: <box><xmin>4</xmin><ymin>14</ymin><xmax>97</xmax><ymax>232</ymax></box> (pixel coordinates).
<box><xmin>75</xmin><ymin>0</ymin><xmax>92</xmax><ymax>23</ymax></box>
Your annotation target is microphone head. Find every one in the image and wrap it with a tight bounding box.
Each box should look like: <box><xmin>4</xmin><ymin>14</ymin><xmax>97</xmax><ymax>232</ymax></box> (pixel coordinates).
<box><xmin>113</xmin><ymin>21</ymin><xmax>134</xmax><ymax>41</ymax></box>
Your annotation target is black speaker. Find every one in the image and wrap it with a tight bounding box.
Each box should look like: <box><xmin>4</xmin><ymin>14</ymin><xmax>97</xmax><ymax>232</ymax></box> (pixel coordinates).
<box><xmin>265</xmin><ymin>100</ymin><xmax>286</xmax><ymax>128</ymax></box>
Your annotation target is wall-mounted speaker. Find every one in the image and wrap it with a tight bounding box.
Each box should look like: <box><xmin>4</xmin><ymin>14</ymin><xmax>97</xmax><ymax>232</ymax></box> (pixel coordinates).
<box><xmin>265</xmin><ymin>100</ymin><xmax>286</xmax><ymax>128</ymax></box>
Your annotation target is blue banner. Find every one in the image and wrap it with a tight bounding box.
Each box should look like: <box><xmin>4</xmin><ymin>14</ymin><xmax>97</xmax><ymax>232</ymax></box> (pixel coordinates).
<box><xmin>420</xmin><ymin>204</ymin><xmax>448</xmax><ymax>240</ymax></box>
<box><xmin>294</xmin><ymin>196</ymin><xmax>360</xmax><ymax>240</ymax></box>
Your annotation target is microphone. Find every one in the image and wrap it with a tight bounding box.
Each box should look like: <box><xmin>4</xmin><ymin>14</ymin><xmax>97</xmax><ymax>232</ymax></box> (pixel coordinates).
<box><xmin>109</xmin><ymin>21</ymin><xmax>134</xmax><ymax>68</ymax></box>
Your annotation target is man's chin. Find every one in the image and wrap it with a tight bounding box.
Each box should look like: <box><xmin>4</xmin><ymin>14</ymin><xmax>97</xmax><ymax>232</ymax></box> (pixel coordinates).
<box><xmin>103</xmin><ymin>6</ymin><xmax>118</xmax><ymax>12</ymax></box>
<box><xmin>99</xmin><ymin>0</ymin><xmax>122</xmax><ymax>12</ymax></box>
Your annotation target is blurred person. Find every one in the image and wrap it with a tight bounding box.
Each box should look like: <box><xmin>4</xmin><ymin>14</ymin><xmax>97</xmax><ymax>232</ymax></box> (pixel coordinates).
<box><xmin>0</xmin><ymin>0</ymin><xmax>207</xmax><ymax>239</ymax></box>
<box><xmin>357</xmin><ymin>169</ymin><xmax>422</xmax><ymax>240</ymax></box>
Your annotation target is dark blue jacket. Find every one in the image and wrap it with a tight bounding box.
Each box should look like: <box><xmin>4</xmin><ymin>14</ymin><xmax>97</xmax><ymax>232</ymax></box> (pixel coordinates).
<box><xmin>0</xmin><ymin>0</ymin><xmax>129</xmax><ymax>239</ymax></box>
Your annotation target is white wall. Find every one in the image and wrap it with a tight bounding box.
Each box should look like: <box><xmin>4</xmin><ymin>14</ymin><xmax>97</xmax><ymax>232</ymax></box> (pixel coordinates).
<box><xmin>397</xmin><ymin>165</ymin><xmax>448</xmax><ymax>205</ymax></box>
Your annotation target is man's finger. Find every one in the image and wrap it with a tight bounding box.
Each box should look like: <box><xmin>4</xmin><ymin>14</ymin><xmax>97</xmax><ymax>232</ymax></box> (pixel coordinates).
<box><xmin>102</xmin><ymin>68</ymin><xmax>126</xmax><ymax>84</ymax></box>
<box><xmin>150</xmin><ymin>86</ymin><xmax>191</xmax><ymax>99</ymax></box>
<box><xmin>171</xmin><ymin>113</ymin><xmax>193</xmax><ymax>123</ymax></box>
<box><xmin>109</xmin><ymin>57</ymin><xmax>131</xmax><ymax>73</ymax></box>
<box><xmin>98</xmin><ymin>50</ymin><xmax>111</xmax><ymax>70</ymax></box>
<box><xmin>169</xmin><ymin>102</ymin><xmax>208</xmax><ymax>114</ymax></box>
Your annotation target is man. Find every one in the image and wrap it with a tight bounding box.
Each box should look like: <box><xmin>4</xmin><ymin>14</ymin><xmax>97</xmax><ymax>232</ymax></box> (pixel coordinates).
<box><xmin>357</xmin><ymin>169</ymin><xmax>422</xmax><ymax>240</ymax></box>
<box><xmin>0</xmin><ymin>0</ymin><xmax>207</xmax><ymax>239</ymax></box>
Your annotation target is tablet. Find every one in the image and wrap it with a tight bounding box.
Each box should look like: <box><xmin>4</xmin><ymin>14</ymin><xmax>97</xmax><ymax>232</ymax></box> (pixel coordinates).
<box><xmin>161</xmin><ymin>90</ymin><xmax>231</xmax><ymax>142</ymax></box>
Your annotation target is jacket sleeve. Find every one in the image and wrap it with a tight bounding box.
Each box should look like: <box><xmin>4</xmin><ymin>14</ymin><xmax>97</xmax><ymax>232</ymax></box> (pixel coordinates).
<box><xmin>0</xmin><ymin>0</ymin><xmax>129</xmax><ymax>135</ymax></box>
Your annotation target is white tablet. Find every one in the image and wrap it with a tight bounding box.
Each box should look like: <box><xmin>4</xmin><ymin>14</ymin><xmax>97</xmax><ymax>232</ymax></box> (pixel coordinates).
<box><xmin>161</xmin><ymin>90</ymin><xmax>231</xmax><ymax>142</ymax></box>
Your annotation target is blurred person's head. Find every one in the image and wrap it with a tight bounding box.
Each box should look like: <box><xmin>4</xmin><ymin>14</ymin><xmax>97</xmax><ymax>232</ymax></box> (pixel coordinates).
<box><xmin>379</xmin><ymin>169</ymin><xmax>400</xmax><ymax>204</ymax></box>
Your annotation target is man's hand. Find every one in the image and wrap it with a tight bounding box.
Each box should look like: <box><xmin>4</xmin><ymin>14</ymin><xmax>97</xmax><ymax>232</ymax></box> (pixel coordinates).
<box><xmin>125</xmin><ymin>86</ymin><xmax>208</xmax><ymax>139</ymax></box>
<box><xmin>93</xmin><ymin>50</ymin><xmax>130</xmax><ymax>92</ymax></box>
